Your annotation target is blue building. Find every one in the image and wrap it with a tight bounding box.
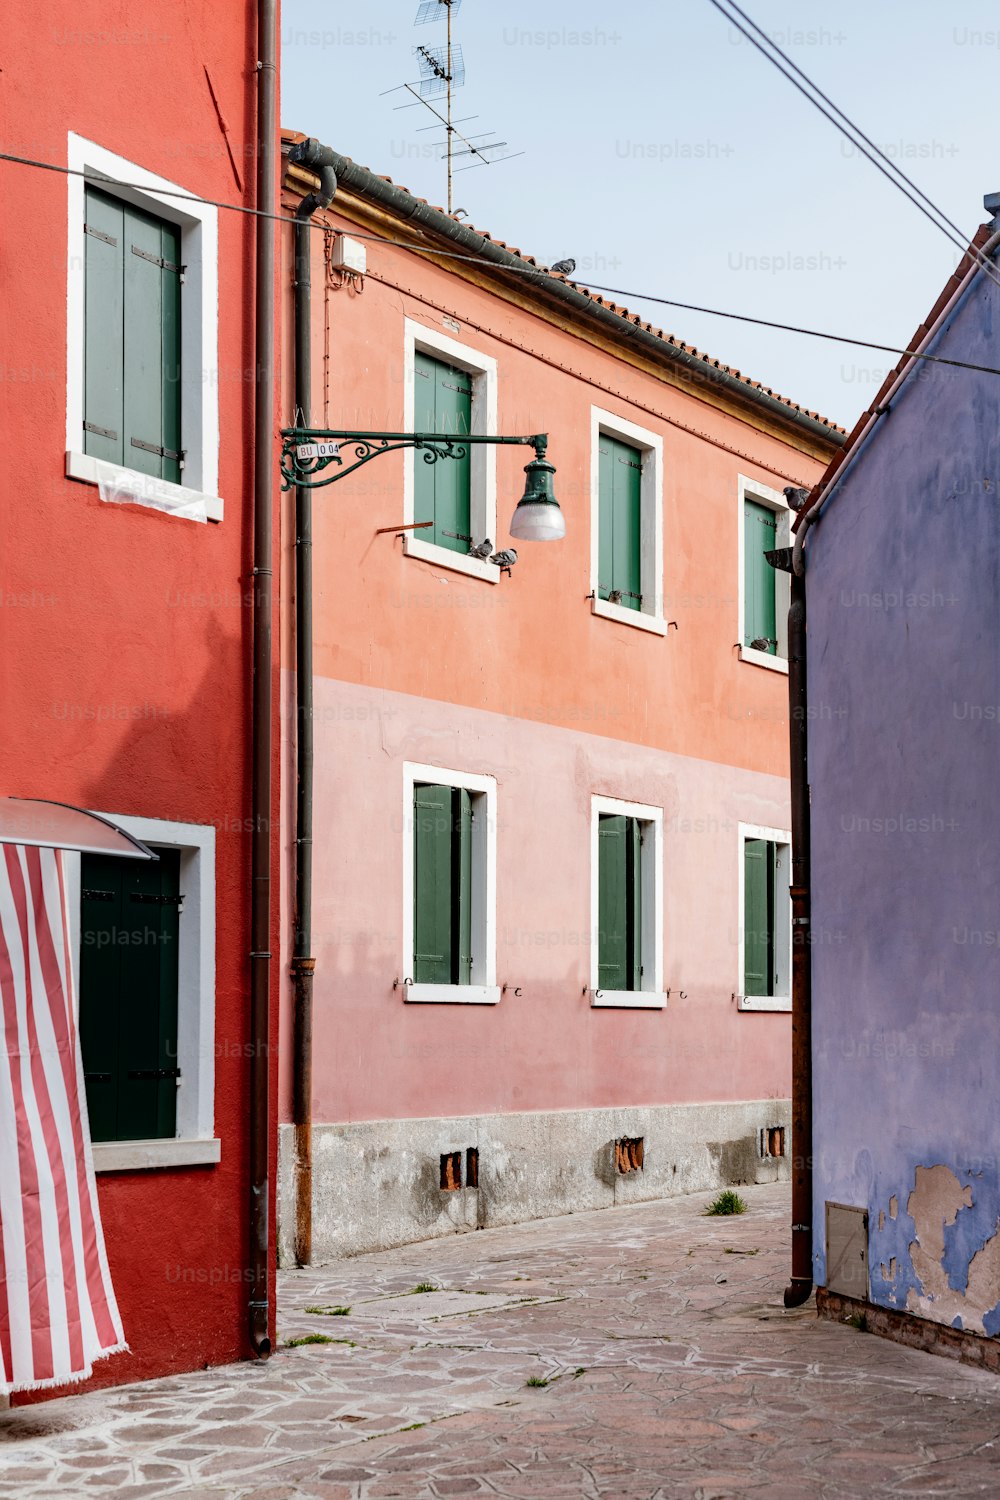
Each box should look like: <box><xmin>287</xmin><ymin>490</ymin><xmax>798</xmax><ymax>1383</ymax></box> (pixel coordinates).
<box><xmin>792</xmin><ymin>197</ymin><xmax>1000</xmax><ymax>1360</ymax></box>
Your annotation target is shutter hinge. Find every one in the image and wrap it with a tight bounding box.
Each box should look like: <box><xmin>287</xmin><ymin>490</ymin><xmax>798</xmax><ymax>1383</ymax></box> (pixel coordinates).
<box><xmin>441</xmin><ymin>529</ymin><xmax>472</xmax><ymax>542</ymax></box>
<box><xmin>131</xmin><ymin>243</ymin><xmax>185</xmax><ymax>275</ymax></box>
<box><xmin>84</xmin><ymin>421</ymin><xmax>118</xmax><ymax>441</ymax></box>
<box><xmin>85</xmin><ymin>224</ymin><xmax>118</xmax><ymax>245</ymax></box>
<box><xmin>127</xmin><ymin>1068</ymin><xmax>181</xmax><ymax>1081</ymax></box>
<box><xmin>129</xmin><ymin>891</ymin><xmax>184</xmax><ymax>907</ymax></box>
<box><xmin>131</xmin><ymin>437</ymin><xmax>185</xmax><ymax>462</ymax></box>
<box><xmin>82</xmin><ymin>887</ymin><xmax>116</xmax><ymax>901</ymax></box>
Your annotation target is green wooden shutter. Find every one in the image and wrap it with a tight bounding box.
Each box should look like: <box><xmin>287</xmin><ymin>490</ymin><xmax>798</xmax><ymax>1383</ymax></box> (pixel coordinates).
<box><xmin>598</xmin><ymin>814</ymin><xmax>643</xmax><ymax>991</ymax></box>
<box><xmin>598</xmin><ymin>441</ymin><xmax>615</xmax><ymax>602</ymax></box>
<box><xmin>79</xmin><ymin>849</ymin><xmax>180</xmax><ymax>1142</ymax></box>
<box><xmin>84</xmin><ymin>189</ymin><xmax>125</xmax><ymax>466</ymax></box>
<box><xmin>413</xmin><ymin>353</ymin><xmax>472</xmax><ymax>553</ymax></box>
<box><xmin>123</xmin><ymin>203</ymin><xmax>182</xmax><ymax>484</ymax></box>
<box><xmin>455</xmin><ymin>788</ymin><xmax>473</xmax><ymax>985</ymax></box>
<box><xmin>79</xmin><ymin>857</ymin><xmax>124</xmax><ymax>1141</ymax></box>
<box><xmin>744</xmin><ymin>500</ymin><xmax>777</xmax><ymax>652</ymax></box>
<box><xmin>413</xmin><ymin>784</ymin><xmax>454</xmax><ymax>983</ymax></box>
<box><xmin>598</xmin><ymin>815</ymin><xmax>628</xmax><ymax>990</ymax></box>
<box><xmin>597</xmin><ymin>437</ymin><xmax>642</xmax><ymax>610</ymax></box>
<box><xmin>744</xmin><ymin>839</ymin><xmax>775</xmax><ymax>997</ymax></box>
<box><xmin>626</xmin><ymin>817</ymin><xmax>642</xmax><ymax>990</ymax></box>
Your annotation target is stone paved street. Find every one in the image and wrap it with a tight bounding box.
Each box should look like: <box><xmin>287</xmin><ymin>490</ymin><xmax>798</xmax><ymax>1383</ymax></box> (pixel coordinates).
<box><xmin>3</xmin><ymin>1184</ymin><xmax>1000</xmax><ymax>1498</ymax></box>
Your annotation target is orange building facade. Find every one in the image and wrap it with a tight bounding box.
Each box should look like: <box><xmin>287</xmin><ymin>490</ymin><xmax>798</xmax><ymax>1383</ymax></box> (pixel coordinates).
<box><xmin>277</xmin><ymin>137</ymin><xmax>843</xmax><ymax>1260</ymax></box>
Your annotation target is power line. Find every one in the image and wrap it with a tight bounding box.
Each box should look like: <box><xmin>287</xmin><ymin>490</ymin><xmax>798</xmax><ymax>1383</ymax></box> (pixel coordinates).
<box><xmin>3</xmin><ymin>147</ymin><xmax>1000</xmax><ymax>381</ymax></box>
<box><xmin>704</xmin><ymin>0</ymin><xmax>1000</xmax><ymax>294</ymax></box>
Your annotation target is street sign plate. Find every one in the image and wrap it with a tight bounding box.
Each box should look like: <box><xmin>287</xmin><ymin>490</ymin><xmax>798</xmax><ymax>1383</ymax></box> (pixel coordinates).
<box><xmin>295</xmin><ymin>441</ymin><xmax>341</xmax><ymax>461</ymax></box>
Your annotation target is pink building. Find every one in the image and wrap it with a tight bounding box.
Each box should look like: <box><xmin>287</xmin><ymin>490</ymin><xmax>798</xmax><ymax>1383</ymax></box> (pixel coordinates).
<box><xmin>277</xmin><ymin>135</ymin><xmax>843</xmax><ymax>1261</ymax></box>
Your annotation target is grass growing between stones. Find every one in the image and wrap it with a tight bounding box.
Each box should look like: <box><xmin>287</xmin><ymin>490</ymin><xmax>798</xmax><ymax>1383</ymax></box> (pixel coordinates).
<box><xmin>305</xmin><ymin>1304</ymin><xmax>352</xmax><ymax>1316</ymax></box>
<box><xmin>706</xmin><ymin>1189</ymin><xmax>748</xmax><ymax>1216</ymax></box>
<box><xmin>411</xmin><ymin>1282</ymin><xmax>438</xmax><ymax>1294</ymax></box>
<box><xmin>526</xmin><ymin>1376</ymin><xmax>550</xmax><ymax>1388</ymax></box>
<box><xmin>285</xmin><ymin>1333</ymin><xmax>337</xmax><ymax>1347</ymax></box>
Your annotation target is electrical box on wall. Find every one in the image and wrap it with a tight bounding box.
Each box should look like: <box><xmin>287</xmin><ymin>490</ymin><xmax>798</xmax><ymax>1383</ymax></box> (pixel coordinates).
<box><xmin>331</xmin><ymin>236</ymin><xmax>366</xmax><ymax>275</ymax></box>
<box><xmin>826</xmin><ymin>1202</ymin><xmax>869</xmax><ymax>1298</ymax></box>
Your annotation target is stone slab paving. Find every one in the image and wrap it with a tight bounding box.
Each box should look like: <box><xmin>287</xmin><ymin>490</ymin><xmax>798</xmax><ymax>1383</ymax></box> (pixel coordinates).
<box><xmin>2</xmin><ymin>1184</ymin><xmax>1000</xmax><ymax>1498</ymax></box>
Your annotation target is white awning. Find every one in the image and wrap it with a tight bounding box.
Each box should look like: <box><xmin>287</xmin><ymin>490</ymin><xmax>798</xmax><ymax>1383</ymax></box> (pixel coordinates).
<box><xmin>0</xmin><ymin>799</ymin><xmax>156</xmax><ymax>858</ymax></box>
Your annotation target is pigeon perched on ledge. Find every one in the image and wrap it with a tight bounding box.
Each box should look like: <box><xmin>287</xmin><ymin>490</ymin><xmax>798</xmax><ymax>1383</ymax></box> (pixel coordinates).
<box><xmin>468</xmin><ymin>537</ymin><xmax>493</xmax><ymax>559</ymax></box>
<box><xmin>489</xmin><ymin>548</ymin><xmax>518</xmax><ymax>572</ymax></box>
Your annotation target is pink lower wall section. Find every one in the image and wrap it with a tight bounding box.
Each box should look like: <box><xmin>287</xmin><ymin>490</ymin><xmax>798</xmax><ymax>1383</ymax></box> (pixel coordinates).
<box><xmin>279</xmin><ymin>673</ymin><xmax>791</xmax><ymax>1126</ymax></box>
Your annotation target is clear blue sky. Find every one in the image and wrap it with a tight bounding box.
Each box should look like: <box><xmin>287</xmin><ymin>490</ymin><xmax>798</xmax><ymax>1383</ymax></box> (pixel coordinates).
<box><xmin>281</xmin><ymin>0</ymin><xmax>1000</xmax><ymax>428</ymax></box>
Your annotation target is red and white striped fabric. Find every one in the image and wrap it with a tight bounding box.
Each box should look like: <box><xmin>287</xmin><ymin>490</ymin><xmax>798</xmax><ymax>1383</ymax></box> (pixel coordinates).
<box><xmin>0</xmin><ymin>843</ymin><xmax>125</xmax><ymax>1395</ymax></box>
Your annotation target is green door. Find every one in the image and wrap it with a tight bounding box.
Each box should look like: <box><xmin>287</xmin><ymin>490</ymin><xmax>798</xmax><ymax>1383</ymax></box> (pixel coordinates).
<box><xmin>413</xmin><ymin>353</ymin><xmax>472</xmax><ymax>552</ymax></box>
<box><xmin>744</xmin><ymin>500</ymin><xmax>777</xmax><ymax>652</ymax></box>
<box><xmin>598</xmin><ymin>436</ymin><xmax>642</xmax><ymax>610</ymax></box>
<box><xmin>79</xmin><ymin>849</ymin><xmax>181</xmax><ymax>1141</ymax></box>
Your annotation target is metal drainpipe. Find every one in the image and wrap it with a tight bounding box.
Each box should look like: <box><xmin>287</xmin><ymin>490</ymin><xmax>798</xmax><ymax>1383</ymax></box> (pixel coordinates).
<box><xmin>783</xmin><ymin>500</ymin><xmax>815</xmax><ymax>1308</ymax></box>
<box><xmin>287</xmin><ymin>139</ymin><xmax>337</xmax><ymax>1268</ymax></box>
<box><xmin>248</xmin><ymin>0</ymin><xmax>278</xmax><ymax>1359</ymax></box>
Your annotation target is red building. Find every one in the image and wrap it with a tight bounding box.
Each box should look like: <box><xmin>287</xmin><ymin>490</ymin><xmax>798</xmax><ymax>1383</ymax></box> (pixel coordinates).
<box><xmin>1</xmin><ymin>2</ymin><xmax>280</xmax><ymax>1393</ymax></box>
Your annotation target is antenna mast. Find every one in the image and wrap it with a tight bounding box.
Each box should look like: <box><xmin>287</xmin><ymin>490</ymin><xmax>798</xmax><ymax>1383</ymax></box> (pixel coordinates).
<box><xmin>383</xmin><ymin>0</ymin><xmax>524</xmax><ymax>215</ymax></box>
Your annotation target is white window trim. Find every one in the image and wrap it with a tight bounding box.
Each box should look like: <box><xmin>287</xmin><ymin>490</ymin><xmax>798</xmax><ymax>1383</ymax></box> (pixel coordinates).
<box><xmin>65</xmin><ymin>813</ymin><xmax>219</xmax><ymax>1170</ymax></box>
<box><xmin>590</xmin><ymin>407</ymin><xmax>665</xmax><ymax>635</ymax></box>
<box><xmin>589</xmin><ymin>795</ymin><xmax>665</xmax><ymax>1009</ymax></box>
<box><xmin>737</xmin><ymin>821</ymin><xmax>792</xmax><ymax>1013</ymax></box>
<box><xmin>737</xmin><ymin>474</ymin><xmax>790</xmax><ymax>673</ymax></box>
<box><xmin>65</xmin><ymin>133</ymin><xmax>223</xmax><ymax>523</ymax></box>
<box><xmin>402</xmin><ymin>762</ymin><xmax>499</xmax><ymax>1004</ymax></box>
<box><xmin>402</xmin><ymin>319</ymin><xmax>500</xmax><ymax>581</ymax></box>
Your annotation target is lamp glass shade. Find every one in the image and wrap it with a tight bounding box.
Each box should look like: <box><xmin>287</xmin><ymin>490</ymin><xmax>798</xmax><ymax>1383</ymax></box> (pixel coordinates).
<box><xmin>509</xmin><ymin>500</ymin><xmax>566</xmax><ymax>541</ymax></box>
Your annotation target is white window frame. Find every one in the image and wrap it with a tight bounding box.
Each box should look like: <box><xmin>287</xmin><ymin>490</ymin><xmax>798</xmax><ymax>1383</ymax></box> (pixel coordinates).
<box><xmin>65</xmin><ymin>133</ymin><xmax>223</xmax><ymax>523</ymax></box>
<box><xmin>738</xmin><ymin>474</ymin><xmax>791</xmax><ymax>673</ymax></box>
<box><xmin>65</xmin><ymin>813</ymin><xmax>219</xmax><ymax>1170</ymax></box>
<box><xmin>737</xmin><ymin>821</ymin><xmax>792</xmax><ymax>1013</ymax></box>
<box><xmin>590</xmin><ymin>407</ymin><xmax>665</xmax><ymax>636</ymax></box>
<box><xmin>589</xmin><ymin>795</ymin><xmax>665</xmax><ymax>1009</ymax></box>
<box><xmin>402</xmin><ymin>320</ymin><xmax>499</xmax><ymax>582</ymax></box>
<box><xmin>402</xmin><ymin>762</ymin><xmax>499</xmax><ymax>1004</ymax></box>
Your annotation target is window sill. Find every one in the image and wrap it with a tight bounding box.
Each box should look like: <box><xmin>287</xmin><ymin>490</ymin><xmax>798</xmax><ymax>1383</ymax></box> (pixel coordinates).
<box><xmin>66</xmin><ymin>451</ymin><xmax>224</xmax><ymax>523</ymax></box>
<box><xmin>591</xmin><ymin>598</ymin><xmax>667</xmax><ymax>636</ymax></box>
<box><xmin>739</xmin><ymin>644</ymin><xmax>788</xmax><ymax>675</ymax></box>
<box><xmin>736</xmin><ymin>994</ymin><xmax>792</xmax><ymax>1013</ymax></box>
<box><xmin>589</xmin><ymin>989</ymin><xmax>666</xmax><ymax>1010</ymax></box>
<box><xmin>92</xmin><ymin>1138</ymin><xmax>221</xmax><ymax>1173</ymax></box>
<box><xmin>404</xmin><ymin>983</ymin><xmax>501</xmax><ymax>1005</ymax></box>
<box><xmin>403</xmin><ymin>535</ymin><xmax>500</xmax><ymax>582</ymax></box>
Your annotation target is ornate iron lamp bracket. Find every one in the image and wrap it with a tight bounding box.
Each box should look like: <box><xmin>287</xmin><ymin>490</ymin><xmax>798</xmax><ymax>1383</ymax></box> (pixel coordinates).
<box><xmin>279</xmin><ymin>428</ymin><xmax>547</xmax><ymax>492</ymax></box>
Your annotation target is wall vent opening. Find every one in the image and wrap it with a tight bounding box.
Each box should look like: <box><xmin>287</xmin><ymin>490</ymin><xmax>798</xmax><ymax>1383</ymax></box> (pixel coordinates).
<box><xmin>440</xmin><ymin>1151</ymin><xmax>462</xmax><ymax>1191</ymax></box>
<box><xmin>465</xmin><ymin>1147</ymin><xmax>479</xmax><ymax>1189</ymax></box>
<box><xmin>760</xmin><ymin>1125</ymin><xmax>786</xmax><ymax>1158</ymax></box>
<box><xmin>615</xmin><ymin>1137</ymin><xmax>645</xmax><ymax>1174</ymax></box>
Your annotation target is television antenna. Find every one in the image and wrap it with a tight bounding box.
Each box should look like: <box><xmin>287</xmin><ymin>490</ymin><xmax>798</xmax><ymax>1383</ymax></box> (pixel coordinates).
<box><xmin>382</xmin><ymin>0</ymin><xmax>524</xmax><ymax>215</ymax></box>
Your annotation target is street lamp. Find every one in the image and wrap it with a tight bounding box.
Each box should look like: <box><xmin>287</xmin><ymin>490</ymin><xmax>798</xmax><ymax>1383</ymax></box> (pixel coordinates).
<box><xmin>279</xmin><ymin>428</ymin><xmax>566</xmax><ymax>542</ymax></box>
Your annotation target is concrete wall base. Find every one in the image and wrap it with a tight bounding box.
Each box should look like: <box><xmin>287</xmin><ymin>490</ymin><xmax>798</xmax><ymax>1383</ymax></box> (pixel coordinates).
<box><xmin>817</xmin><ymin>1287</ymin><xmax>1000</xmax><ymax>1375</ymax></box>
<box><xmin>278</xmin><ymin>1099</ymin><xmax>791</xmax><ymax>1264</ymax></box>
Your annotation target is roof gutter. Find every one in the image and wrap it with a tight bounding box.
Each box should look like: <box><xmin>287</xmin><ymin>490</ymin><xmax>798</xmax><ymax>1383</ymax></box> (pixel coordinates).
<box><xmin>311</xmin><ymin>152</ymin><xmax>841</xmax><ymax>452</ymax></box>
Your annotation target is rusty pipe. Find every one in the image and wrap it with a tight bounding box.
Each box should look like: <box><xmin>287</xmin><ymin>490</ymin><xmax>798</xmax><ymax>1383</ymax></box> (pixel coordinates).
<box><xmin>248</xmin><ymin>0</ymin><xmax>278</xmax><ymax>1360</ymax></box>
<box><xmin>784</xmin><ymin>507</ymin><xmax>814</xmax><ymax>1309</ymax></box>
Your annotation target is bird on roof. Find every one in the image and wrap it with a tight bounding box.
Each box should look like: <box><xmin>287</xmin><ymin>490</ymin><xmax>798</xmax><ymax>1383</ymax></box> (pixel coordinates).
<box><xmin>550</xmin><ymin>258</ymin><xmax>576</xmax><ymax>276</ymax></box>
